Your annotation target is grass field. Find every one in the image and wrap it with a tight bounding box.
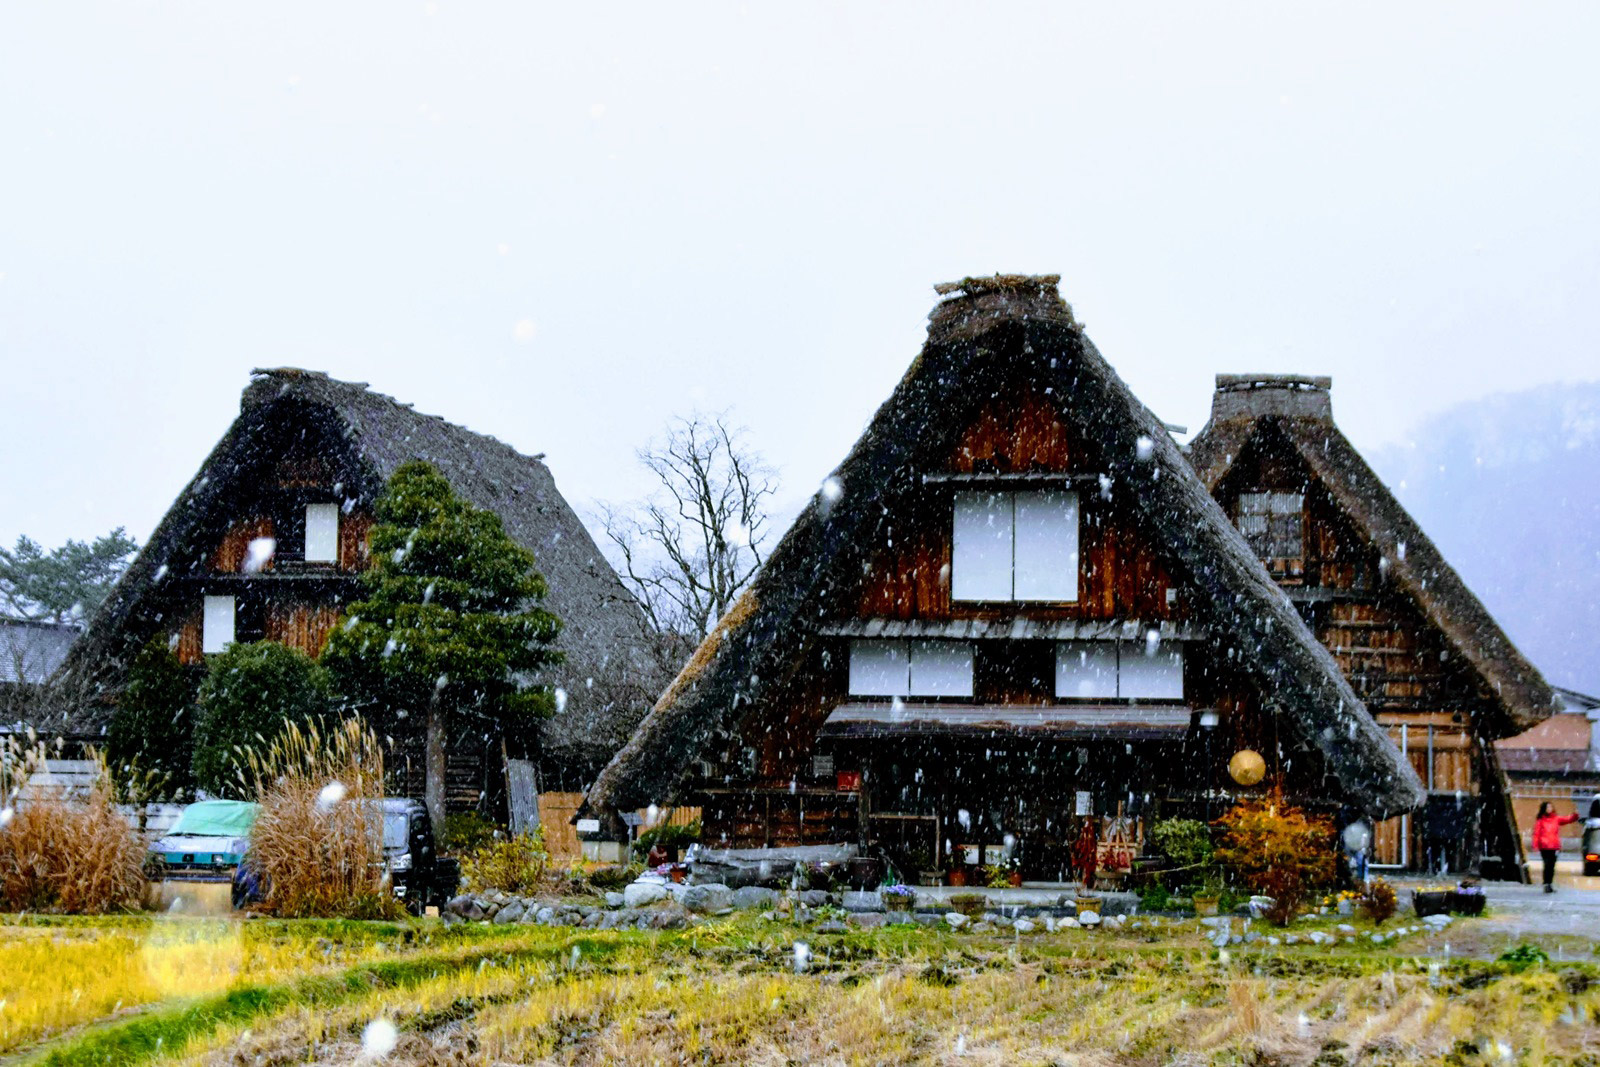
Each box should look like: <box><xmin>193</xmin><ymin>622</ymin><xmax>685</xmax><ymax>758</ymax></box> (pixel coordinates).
<box><xmin>2</xmin><ymin>910</ymin><xmax>1596</xmax><ymax>1066</ymax></box>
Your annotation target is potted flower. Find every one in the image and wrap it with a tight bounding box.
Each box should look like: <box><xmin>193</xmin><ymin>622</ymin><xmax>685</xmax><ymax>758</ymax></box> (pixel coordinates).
<box><xmin>1074</xmin><ymin>892</ymin><xmax>1101</xmax><ymax>918</ymax></box>
<box><xmin>881</xmin><ymin>883</ymin><xmax>916</xmax><ymax>911</ymax></box>
<box><xmin>1447</xmin><ymin>880</ymin><xmax>1486</xmax><ymax>916</ymax></box>
<box><xmin>947</xmin><ymin>859</ymin><xmax>969</xmax><ymax>887</ymax></box>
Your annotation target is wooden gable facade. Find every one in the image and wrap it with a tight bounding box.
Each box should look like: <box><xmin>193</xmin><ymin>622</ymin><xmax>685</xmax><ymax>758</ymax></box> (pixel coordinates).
<box><xmin>585</xmin><ymin>277</ymin><xmax>1422</xmax><ymax>881</ymax></box>
<box><xmin>1189</xmin><ymin>374</ymin><xmax>1557</xmax><ymax>879</ymax></box>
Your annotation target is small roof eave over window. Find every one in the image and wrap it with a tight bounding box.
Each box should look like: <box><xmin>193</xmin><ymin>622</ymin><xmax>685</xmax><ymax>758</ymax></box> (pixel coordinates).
<box><xmin>819</xmin><ymin>702</ymin><xmax>1193</xmax><ymax>741</ymax></box>
<box><xmin>818</xmin><ymin>619</ymin><xmax>1199</xmax><ymax>641</ymax></box>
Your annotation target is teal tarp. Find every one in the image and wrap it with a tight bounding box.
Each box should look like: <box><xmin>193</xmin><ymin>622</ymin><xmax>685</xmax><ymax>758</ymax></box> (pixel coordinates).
<box><xmin>171</xmin><ymin>800</ymin><xmax>259</xmax><ymax>838</ymax></box>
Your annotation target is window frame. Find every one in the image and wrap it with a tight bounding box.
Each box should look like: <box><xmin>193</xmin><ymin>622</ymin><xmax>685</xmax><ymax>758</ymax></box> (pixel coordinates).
<box><xmin>951</xmin><ymin>488</ymin><xmax>1080</xmax><ymax>604</ymax></box>
<box><xmin>202</xmin><ymin>595</ymin><xmax>236</xmax><ymax>655</ymax></box>
<box><xmin>847</xmin><ymin>639</ymin><xmax>975</xmax><ymax>699</ymax></box>
<box><xmin>1052</xmin><ymin>640</ymin><xmax>1185</xmax><ymax>702</ymax></box>
<box><xmin>303</xmin><ymin>503</ymin><xmax>340</xmax><ymax>564</ymax></box>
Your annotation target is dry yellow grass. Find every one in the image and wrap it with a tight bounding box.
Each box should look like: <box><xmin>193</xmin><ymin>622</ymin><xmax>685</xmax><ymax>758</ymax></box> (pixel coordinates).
<box><xmin>161</xmin><ymin>932</ymin><xmax>1600</xmax><ymax>1067</ymax></box>
<box><xmin>0</xmin><ymin>919</ymin><xmax>394</xmax><ymax>1054</ymax></box>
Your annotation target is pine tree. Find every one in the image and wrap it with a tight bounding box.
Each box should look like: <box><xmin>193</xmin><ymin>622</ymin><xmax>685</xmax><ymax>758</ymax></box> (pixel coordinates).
<box><xmin>105</xmin><ymin>638</ymin><xmax>197</xmax><ymax>802</ymax></box>
<box><xmin>322</xmin><ymin>461</ymin><xmax>561</xmax><ymax>831</ymax></box>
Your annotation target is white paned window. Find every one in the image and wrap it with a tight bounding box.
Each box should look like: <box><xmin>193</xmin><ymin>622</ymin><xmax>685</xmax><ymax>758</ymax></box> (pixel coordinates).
<box><xmin>952</xmin><ymin>489</ymin><xmax>1079</xmax><ymax>602</ymax></box>
<box><xmin>304</xmin><ymin>504</ymin><xmax>340</xmax><ymax>563</ymax></box>
<box><xmin>849</xmin><ymin>639</ymin><xmax>909</xmax><ymax>696</ymax></box>
<box><xmin>1013</xmin><ymin>490</ymin><xmax>1079</xmax><ymax>601</ymax></box>
<box><xmin>202</xmin><ymin>595</ymin><xmax>236</xmax><ymax>654</ymax></box>
<box><xmin>849</xmin><ymin>640</ymin><xmax>975</xmax><ymax>698</ymax></box>
<box><xmin>1234</xmin><ymin>491</ymin><xmax>1304</xmax><ymax>560</ymax></box>
<box><xmin>951</xmin><ymin>491</ymin><xmax>1013</xmax><ymax>601</ymax></box>
<box><xmin>1118</xmin><ymin>643</ymin><xmax>1185</xmax><ymax>700</ymax></box>
<box><xmin>1055</xmin><ymin>641</ymin><xmax>1119</xmax><ymax>699</ymax></box>
<box><xmin>908</xmin><ymin>640</ymin><xmax>975</xmax><ymax>697</ymax></box>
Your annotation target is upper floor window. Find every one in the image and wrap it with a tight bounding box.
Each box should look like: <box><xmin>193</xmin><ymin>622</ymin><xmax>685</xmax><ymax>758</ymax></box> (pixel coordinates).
<box><xmin>849</xmin><ymin>639</ymin><xmax>974</xmax><ymax>698</ymax></box>
<box><xmin>952</xmin><ymin>489</ymin><xmax>1079</xmax><ymax>602</ymax></box>
<box><xmin>1234</xmin><ymin>491</ymin><xmax>1303</xmax><ymax>562</ymax></box>
<box><xmin>202</xmin><ymin>595</ymin><xmax>236</xmax><ymax>654</ymax></box>
<box><xmin>304</xmin><ymin>504</ymin><xmax>340</xmax><ymax>564</ymax></box>
<box><xmin>1055</xmin><ymin>639</ymin><xmax>1184</xmax><ymax>700</ymax></box>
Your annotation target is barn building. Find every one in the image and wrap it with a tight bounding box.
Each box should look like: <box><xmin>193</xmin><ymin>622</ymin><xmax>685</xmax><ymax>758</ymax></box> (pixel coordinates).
<box><xmin>583</xmin><ymin>276</ymin><xmax>1423</xmax><ymax>881</ymax></box>
<box><xmin>51</xmin><ymin>369</ymin><xmax>664</xmax><ymax>820</ymax></box>
<box><xmin>1188</xmin><ymin>374</ymin><xmax>1556</xmax><ymax>878</ymax></box>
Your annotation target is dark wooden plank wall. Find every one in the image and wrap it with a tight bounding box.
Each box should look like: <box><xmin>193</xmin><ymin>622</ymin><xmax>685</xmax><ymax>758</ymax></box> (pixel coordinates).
<box><xmin>264</xmin><ymin>600</ymin><xmax>342</xmax><ymax>658</ymax></box>
<box><xmin>857</xmin><ymin>393</ymin><xmax>1176</xmax><ymax>621</ymax></box>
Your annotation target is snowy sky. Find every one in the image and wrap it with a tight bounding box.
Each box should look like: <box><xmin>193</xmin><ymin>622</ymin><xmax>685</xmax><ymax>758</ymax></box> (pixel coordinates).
<box><xmin>3</xmin><ymin>3</ymin><xmax>1597</xmax><ymax>550</ymax></box>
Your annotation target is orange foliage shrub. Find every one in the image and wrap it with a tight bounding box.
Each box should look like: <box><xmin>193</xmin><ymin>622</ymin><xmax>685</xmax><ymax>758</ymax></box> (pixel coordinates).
<box><xmin>1213</xmin><ymin>796</ymin><xmax>1335</xmax><ymax>925</ymax></box>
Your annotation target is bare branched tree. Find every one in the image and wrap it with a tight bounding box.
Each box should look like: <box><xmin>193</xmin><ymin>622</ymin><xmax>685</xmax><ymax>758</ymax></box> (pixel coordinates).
<box><xmin>600</xmin><ymin>412</ymin><xmax>777</xmax><ymax>650</ymax></box>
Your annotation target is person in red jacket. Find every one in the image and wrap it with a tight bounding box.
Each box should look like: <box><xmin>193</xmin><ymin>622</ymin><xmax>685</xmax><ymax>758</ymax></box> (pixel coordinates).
<box><xmin>1532</xmin><ymin>802</ymin><xmax>1581</xmax><ymax>892</ymax></box>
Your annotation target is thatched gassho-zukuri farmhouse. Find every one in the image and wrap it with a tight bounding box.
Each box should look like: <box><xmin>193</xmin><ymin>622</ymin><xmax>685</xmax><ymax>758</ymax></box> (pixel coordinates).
<box><xmin>582</xmin><ymin>276</ymin><xmax>1424</xmax><ymax>879</ymax></box>
<box><xmin>53</xmin><ymin>369</ymin><xmax>664</xmax><ymax>814</ymax></box>
<box><xmin>1189</xmin><ymin>373</ymin><xmax>1558</xmax><ymax>878</ymax></box>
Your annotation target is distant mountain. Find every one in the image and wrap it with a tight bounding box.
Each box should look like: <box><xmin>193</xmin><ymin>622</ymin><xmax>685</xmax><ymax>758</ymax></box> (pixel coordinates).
<box><xmin>1370</xmin><ymin>381</ymin><xmax>1600</xmax><ymax>697</ymax></box>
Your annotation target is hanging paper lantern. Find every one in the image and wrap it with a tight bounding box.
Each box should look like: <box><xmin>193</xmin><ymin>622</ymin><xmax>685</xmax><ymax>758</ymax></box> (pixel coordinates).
<box><xmin>1228</xmin><ymin>749</ymin><xmax>1266</xmax><ymax>786</ymax></box>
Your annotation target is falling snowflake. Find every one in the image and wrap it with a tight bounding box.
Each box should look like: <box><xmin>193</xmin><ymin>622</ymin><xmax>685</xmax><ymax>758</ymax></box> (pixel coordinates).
<box><xmin>361</xmin><ymin>1018</ymin><xmax>399</xmax><ymax>1057</ymax></box>
<box><xmin>317</xmin><ymin>782</ymin><xmax>347</xmax><ymax>811</ymax></box>
<box><xmin>1135</xmin><ymin>436</ymin><xmax>1154</xmax><ymax>462</ymax></box>
<box><xmin>243</xmin><ymin>538</ymin><xmax>276</xmax><ymax>574</ymax></box>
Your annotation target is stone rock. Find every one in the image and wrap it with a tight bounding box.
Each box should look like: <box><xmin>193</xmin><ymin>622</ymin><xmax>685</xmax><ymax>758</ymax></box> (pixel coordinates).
<box><xmin>1422</xmin><ymin>914</ymin><xmax>1452</xmax><ymax>929</ymax></box>
<box><xmin>1078</xmin><ymin>911</ymin><xmax>1101</xmax><ymax>927</ymax></box>
<box><xmin>886</xmin><ymin>912</ymin><xmax>916</xmax><ymax>926</ymax></box>
<box><xmin>605</xmin><ymin>892</ymin><xmax>626</xmax><ymax>909</ymax></box>
<box><xmin>841</xmin><ymin>890</ymin><xmax>885</xmax><ymax>913</ymax></box>
<box><xmin>944</xmin><ymin>913</ymin><xmax>969</xmax><ymax>929</ymax></box>
<box><xmin>494</xmin><ymin>902</ymin><xmax>525</xmax><ymax>924</ymax></box>
<box><xmin>732</xmin><ymin>886</ymin><xmax>779</xmax><ymax>910</ymax></box>
<box><xmin>535</xmin><ymin>906</ymin><xmax>555</xmax><ymax>925</ymax></box>
<box><xmin>1059</xmin><ymin>917</ymin><xmax>1080</xmax><ymax>928</ymax></box>
<box><xmin>1013</xmin><ymin>918</ymin><xmax>1036</xmax><ymax>934</ymax></box>
<box><xmin>815</xmin><ymin>920</ymin><xmax>848</xmax><ymax>934</ymax></box>
<box><xmin>446</xmin><ymin>894</ymin><xmax>472</xmax><ymax>915</ymax></box>
<box><xmin>1336</xmin><ymin>923</ymin><xmax>1356</xmax><ymax>934</ymax></box>
<box><xmin>971</xmin><ymin>921</ymin><xmax>995</xmax><ymax>933</ymax></box>
<box><xmin>441</xmin><ymin>911</ymin><xmax>463</xmax><ymax>926</ymax></box>
<box><xmin>624</xmin><ymin>882</ymin><xmax>669</xmax><ymax>908</ymax></box>
<box><xmin>459</xmin><ymin>898</ymin><xmax>486</xmax><ymax>921</ymax></box>
<box><xmin>849</xmin><ymin>912</ymin><xmax>889</xmax><ymax>928</ymax></box>
<box><xmin>798</xmin><ymin>890</ymin><xmax>831</xmax><ymax>908</ymax></box>
<box><xmin>682</xmin><ymin>883</ymin><xmax>735</xmax><ymax>914</ymax></box>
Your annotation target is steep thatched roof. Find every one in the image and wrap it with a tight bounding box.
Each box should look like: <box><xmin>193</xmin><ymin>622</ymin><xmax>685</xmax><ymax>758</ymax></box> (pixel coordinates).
<box><xmin>586</xmin><ymin>277</ymin><xmax>1425</xmax><ymax>822</ymax></box>
<box><xmin>54</xmin><ymin>369</ymin><xmax>662</xmax><ymax>769</ymax></box>
<box><xmin>1188</xmin><ymin>374</ymin><xmax>1557</xmax><ymax>737</ymax></box>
